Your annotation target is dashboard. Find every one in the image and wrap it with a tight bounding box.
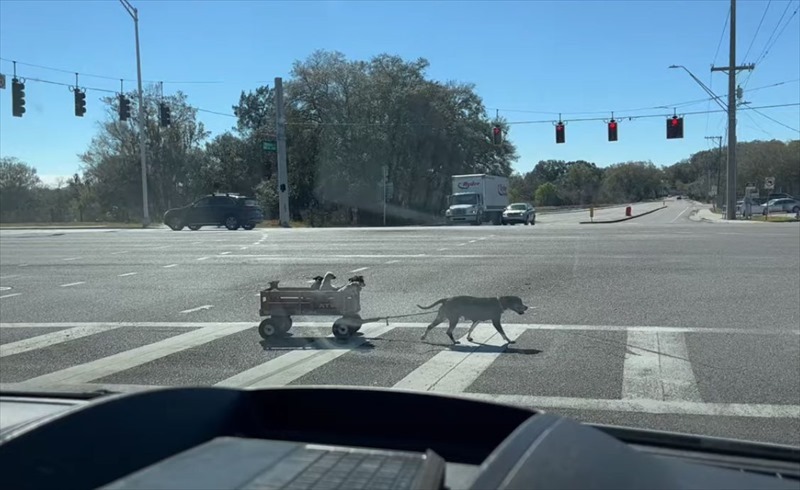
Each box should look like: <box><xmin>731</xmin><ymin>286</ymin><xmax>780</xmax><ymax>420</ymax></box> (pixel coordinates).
<box><xmin>0</xmin><ymin>386</ymin><xmax>798</xmax><ymax>489</ymax></box>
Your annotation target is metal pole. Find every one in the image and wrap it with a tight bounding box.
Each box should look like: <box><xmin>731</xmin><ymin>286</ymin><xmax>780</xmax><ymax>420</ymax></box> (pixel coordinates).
<box><xmin>120</xmin><ymin>0</ymin><xmax>149</xmax><ymax>227</ymax></box>
<box><xmin>133</xmin><ymin>10</ymin><xmax>149</xmax><ymax>227</ymax></box>
<box><xmin>274</xmin><ymin>77</ymin><xmax>290</xmax><ymax>228</ymax></box>
<box><xmin>725</xmin><ymin>0</ymin><xmax>737</xmax><ymax>220</ymax></box>
<box><xmin>382</xmin><ymin>165</ymin><xmax>388</xmax><ymax>226</ymax></box>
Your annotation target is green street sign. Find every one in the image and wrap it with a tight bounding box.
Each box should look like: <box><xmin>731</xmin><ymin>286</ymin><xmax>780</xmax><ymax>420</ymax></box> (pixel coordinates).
<box><xmin>262</xmin><ymin>140</ymin><xmax>277</xmax><ymax>152</ymax></box>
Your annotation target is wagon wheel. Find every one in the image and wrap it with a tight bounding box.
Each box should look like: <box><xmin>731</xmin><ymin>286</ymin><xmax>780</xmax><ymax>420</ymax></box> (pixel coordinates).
<box><xmin>332</xmin><ymin>316</ymin><xmax>361</xmax><ymax>341</ymax></box>
<box><xmin>258</xmin><ymin>316</ymin><xmax>292</xmax><ymax>339</ymax></box>
<box><xmin>343</xmin><ymin>314</ymin><xmax>362</xmax><ymax>334</ymax></box>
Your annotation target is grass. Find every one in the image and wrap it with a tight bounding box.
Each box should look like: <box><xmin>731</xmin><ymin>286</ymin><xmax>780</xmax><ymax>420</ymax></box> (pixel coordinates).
<box><xmin>752</xmin><ymin>215</ymin><xmax>800</xmax><ymax>223</ymax></box>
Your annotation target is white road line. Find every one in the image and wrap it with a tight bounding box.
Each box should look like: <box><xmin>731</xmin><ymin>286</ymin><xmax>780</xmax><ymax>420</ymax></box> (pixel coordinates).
<box><xmin>240</xmin><ymin>246</ymin><xmax>248</xmax><ymax>250</ymax></box>
<box><xmin>196</xmin><ymin>257</ymin><xmax>210</xmax><ymax>261</ymax></box>
<box><xmin>385</xmin><ymin>260</ymin><xmax>400</xmax><ymax>264</ymax></box>
<box><xmin>393</xmin><ymin>325</ymin><xmax>526</xmax><ymax>392</ymax></box>
<box><xmin>215</xmin><ymin>325</ymin><xmax>394</xmax><ymax>388</ymax></box>
<box><xmin>437</xmin><ymin>248</ymin><xmax>449</xmax><ymax>251</ymax></box>
<box><xmin>0</xmin><ymin>293</ymin><xmax>22</xmax><ymax>299</ymax></box>
<box><xmin>16</xmin><ymin>324</ymin><xmax>255</xmax><ymax>387</ymax></box>
<box><xmin>118</xmin><ymin>272</ymin><xmax>137</xmax><ymax>277</ymax></box>
<box><xmin>1</xmin><ymin>326</ymin><xmax>116</xmax><ymax>357</ymax></box>
<box><xmin>180</xmin><ymin>305</ymin><xmax>214</xmax><ymax>314</ymax></box>
<box><xmin>468</xmin><ymin>240</ymin><xmax>477</xmax><ymax>243</ymax></box>
<box><xmin>349</xmin><ymin>267</ymin><xmax>369</xmax><ymax>273</ymax></box>
<box><xmin>456</xmin><ymin>243</ymin><xmax>467</xmax><ymax>247</ymax></box>
<box><xmin>0</xmin><ymin>287</ymin><xmax>10</xmax><ymax>291</ymax></box>
<box><xmin>163</xmin><ymin>264</ymin><xmax>178</xmax><ymax>268</ymax></box>
<box><xmin>1</xmin><ymin>322</ymin><xmax>797</xmax><ymax>336</ymax></box>
<box><xmin>671</xmin><ymin>207</ymin><xmax>692</xmax><ymax>223</ymax></box>
<box><xmin>622</xmin><ymin>331</ymin><xmax>701</xmax><ymax>402</ymax></box>
<box><xmin>62</xmin><ymin>257</ymin><xmax>80</xmax><ymax>261</ymax></box>
<box><xmin>60</xmin><ymin>282</ymin><xmax>86</xmax><ymax>288</ymax></box>
<box><xmin>220</xmin><ymin>251</ymin><xmax>232</xmax><ymax>255</ymax></box>
<box><xmin>110</xmin><ymin>251</ymin><xmax>129</xmax><ymax>255</ymax></box>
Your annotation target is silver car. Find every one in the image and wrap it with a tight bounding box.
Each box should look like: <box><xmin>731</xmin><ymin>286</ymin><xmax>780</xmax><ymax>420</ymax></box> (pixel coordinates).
<box><xmin>762</xmin><ymin>198</ymin><xmax>800</xmax><ymax>215</ymax></box>
<box><xmin>502</xmin><ymin>203</ymin><xmax>536</xmax><ymax>225</ymax></box>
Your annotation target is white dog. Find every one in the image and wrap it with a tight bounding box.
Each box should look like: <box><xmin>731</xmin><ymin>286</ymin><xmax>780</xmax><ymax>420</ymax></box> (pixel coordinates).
<box><xmin>319</xmin><ymin>272</ymin><xmax>337</xmax><ymax>291</ymax></box>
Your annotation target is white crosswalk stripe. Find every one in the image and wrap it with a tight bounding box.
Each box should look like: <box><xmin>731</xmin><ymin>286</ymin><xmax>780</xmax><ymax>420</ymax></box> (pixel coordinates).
<box><xmin>0</xmin><ymin>322</ymin><xmax>798</xmax><ymax>419</ymax></box>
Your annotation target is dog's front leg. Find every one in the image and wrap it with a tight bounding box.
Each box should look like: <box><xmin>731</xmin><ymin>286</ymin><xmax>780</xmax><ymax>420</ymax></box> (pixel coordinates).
<box><xmin>492</xmin><ymin>318</ymin><xmax>516</xmax><ymax>344</ymax></box>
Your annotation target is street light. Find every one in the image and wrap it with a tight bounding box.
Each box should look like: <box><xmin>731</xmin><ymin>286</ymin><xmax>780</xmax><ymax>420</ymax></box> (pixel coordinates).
<box><xmin>668</xmin><ymin>65</ymin><xmax>727</xmax><ymax>112</ymax></box>
<box><xmin>119</xmin><ymin>0</ymin><xmax>150</xmax><ymax>227</ymax></box>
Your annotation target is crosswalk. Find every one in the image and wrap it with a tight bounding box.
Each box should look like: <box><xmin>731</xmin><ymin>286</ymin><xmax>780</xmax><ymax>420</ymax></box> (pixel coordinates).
<box><xmin>1</xmin><ymin>321</ymin><xmax>799</xmax><ymax>419</ymax></box>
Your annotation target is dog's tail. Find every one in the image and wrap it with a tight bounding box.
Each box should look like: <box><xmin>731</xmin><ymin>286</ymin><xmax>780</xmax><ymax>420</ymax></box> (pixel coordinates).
<box><xmin>417</xmin><ymin>298</ymin><xmax>447</xmax><ymax>310</ymax></box>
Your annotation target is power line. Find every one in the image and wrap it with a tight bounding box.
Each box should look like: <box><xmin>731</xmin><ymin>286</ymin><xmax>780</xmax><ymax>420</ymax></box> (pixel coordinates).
<box><xmin>743</xmin><ymin>0</ymin><xmax>771</xmax><ymax>62</ymax></box>
<box><xmin>708</xmin><ymin>6</ymin><xmax>731</xmax><ymax>135</ymax></box>
<box><xmin>757</xmin><ymin>2</ymin><xmax>799</xmax><ymax>65</ymax></box>
<box><xmin>749</xmin><ymin>107</ymin><xmax>800</xmax><ymax>133</ymax></box>
<box><xmin>743</xmin><ymin>0</ymin><xmax>798</xmax><ymax>89</ymax></box>
<box><xmin>0</xmin><ymin>57</ymin><xmax>225</xmax><ymax>85</ymax></box>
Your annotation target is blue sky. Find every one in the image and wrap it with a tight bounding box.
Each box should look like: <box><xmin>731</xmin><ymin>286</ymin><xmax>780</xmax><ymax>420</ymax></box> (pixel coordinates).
<box><xmin>1</xmin><ymin>0</ymin><xmax>798</xmax><ymax>186</ymax></box>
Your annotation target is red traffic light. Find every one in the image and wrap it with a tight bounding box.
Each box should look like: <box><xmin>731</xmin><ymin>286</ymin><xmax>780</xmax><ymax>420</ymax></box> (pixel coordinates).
<box><xmin>609</xmin><ymin>121</ymin><xmax>617</xmax><ymax>129</ymax></box>
<box><xmin>493</xmin><ymin>126</ymin><xmax>501</xmax><ymax>134</ymax></box>
<box><xmin>671</xmin><ymin>118</ymin><xmax>679</xmax><ymax>126</ymax></box>
<box><xmin>555</xmin><ymin>122</ymin><xmax>565</xmax><ymax>144</ymax></box>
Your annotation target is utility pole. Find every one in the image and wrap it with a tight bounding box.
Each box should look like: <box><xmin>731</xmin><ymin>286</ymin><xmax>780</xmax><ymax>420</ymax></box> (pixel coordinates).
<box><xmin>705</xmin><ymin>136</ymin><xmax>723</xmax><ymax>209</ymax></box>
<box><xmin>711</xmin><ymin>0</ymin><xmax>754</xmax><ymax>220</ymax></box>
<box><xmin>119</xmin><ymin>0</ymin><xmax>149</xmax><ymax>227</ymax></box>
<box><xmin>274</xmin><ymin>77</ymin><xmax>290</xmax><ymax>228</ymax></box>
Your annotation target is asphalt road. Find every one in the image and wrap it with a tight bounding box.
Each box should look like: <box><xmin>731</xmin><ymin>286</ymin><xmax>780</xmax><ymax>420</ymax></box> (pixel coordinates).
<box><xmin>2</xmin><ymin>198</ymin><xmax>799</xmax><ymax>446</ymax></box>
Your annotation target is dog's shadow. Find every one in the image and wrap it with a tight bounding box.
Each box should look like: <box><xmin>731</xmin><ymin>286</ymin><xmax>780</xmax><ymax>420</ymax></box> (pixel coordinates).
<box><xmin>427</xmin><ymin>341</ymin><xmax>541</xmax><ymax>356</ymax></box>
<box><xmin>258</xmin><ymin>332</ymin><xmax>375</xmax><ymax>352</ymax></box>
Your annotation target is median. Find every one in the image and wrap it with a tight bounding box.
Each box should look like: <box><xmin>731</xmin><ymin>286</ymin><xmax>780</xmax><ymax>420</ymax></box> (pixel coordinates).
<box><xmin>579</xmin><ymin>205</ymin><xmax>667</xmax><ymax>224</ymax></box>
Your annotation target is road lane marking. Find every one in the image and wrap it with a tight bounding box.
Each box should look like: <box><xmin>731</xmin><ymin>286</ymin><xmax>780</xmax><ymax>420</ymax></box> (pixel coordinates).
<box><xmin>163</xmin><ymin>264</ymin><xmax>177</xmax><ymax>268</ymax></box>
<box><xmin>15</xmin><ymin>324</ymin><xmax>255</xmax><ymax>387</ymax></box>
<box><xmin>62</xmin><ymin>257</ymin><xmax>80</xmax><ymax>261</ymax></box>
<box><xmin>437</xmin><ymin>248</ymin><xmax>449</xmax><ymax>251</ymax></box>
<box><xmin>220</xmin><ymin>251</ymin><xmax>232</xmax><ymax>255</ymax></box>
<box><xmin>60</xmin><ymin>282</ymin><xmax>86</xmax><ymax>288</ymax></box>
<box><xmin>180</xmin><ymin>305</ymin><xmax>214</xmax><ymax>314</ymax></box>
<box><xmin>468</xmin><ymin>240</ymin><xmax>477</xmax><ymax>243</ymax></box>
<box><xmin>215</xmin><ymin>325</ymin><xmax>394</xmax><ymax>388</ymax></box>
<box><xmin>393</xmin><ymin>326</ymin><xmax>526</xmax><ymax>392</ymax></box>
<box><xmin>622</xmin><ymin>331</ymin><xmax>701</xmax><ymax>402</ymax></box>
<box><xmin>1</xmin><ymin>326</ymin><xmax>115</xmax><ymax>357</ymax></box>
<box><xmin>0</xmin><ymin>293</ymin><xmax>22</xmax><ymax>299</ymax></box>
<box><xmin>456</xmin><ymin>243</ymin><xmax>467</xmax><ymax>246</ymax></box>
<box><xmin>196</xmin><ymin>256</ymin><xmax>210</xmax><ymax>261</ymax></box>
<box><xmin>349</xmin><ymin>267</ymin><xmax>369</xmax><ymax>273</ymax></box>
<box><xmin>240</xmin><ymin>246</ymin><xmax>248</xmax><ymax>250</ymax></box>
<box><xmin>111</xmin><ymin>251</ymin><xmax>129</xmax><ymax>255</ymax></box>
<box><xmin>118</xmin><ymin>272</ymin><xmax>137</xmax><ymax>277</ymax></box>
<box><xmin>385</xmin><ymin>260</ymin><xmax>400</xmax><ymax>264</ymax></box>
<box><xmin>671</xmin><ymin>207</ymin><xmax>692</xmax><ymax>223</ymax></box>
<box><xmin>1</xmin><ymin>322</ymin><xmax>797</xmax><ymax>336</ymax></box>
<box><xmin>0</xmin><ymin>287</ymin><xmax>10</xmax><ymax>291</ymax></box>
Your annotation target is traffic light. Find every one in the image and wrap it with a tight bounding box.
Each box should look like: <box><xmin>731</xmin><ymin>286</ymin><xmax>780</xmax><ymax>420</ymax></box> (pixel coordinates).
<box><xmin>667</xmin><ymin>116</ymin><xmax>684</xmax><ymax>139</ymax></box>
<box><xmin>74</xmin><ymin>89</ymin><xmax>87</xmax><ymax>117</ymax></box>
<box><xmin>12</xmin><ymin>78</ymin><xmax>26</xmax><ymax>117</ymax></box>
<box><xmin>119</xmin><ymin>95</ymin><xmax>131</xmax><ymax>121</ymax></box>
<box><xmin>607</xmin><ymin>119</ymin><xmax>618</xmax><ymax>142</ymax></box>
<box><xmin>555</xmin><ymin>122</ymin><xmax>565</xmax><ymax>144</ymax></box>
<box><xmin>159</xmin><ymin>103</ymin><xmax>171</xmax><ymax>127</ymax></box>
<box><xmin>492</xmin><ymin>126</ymin><xmax>502</xmax><ymax>145</ymax></box>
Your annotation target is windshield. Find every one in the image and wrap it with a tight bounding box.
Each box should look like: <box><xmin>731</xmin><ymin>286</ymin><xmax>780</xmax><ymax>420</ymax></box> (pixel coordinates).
<box><xmin>1</xmin><ymin>1</ymin><xmax>799</xmax><ymax>450</ymax></box>
<box><xmin>451</xmin><ymin>194</ymin><xmax>479</xmax><ymax>206</ymax></box>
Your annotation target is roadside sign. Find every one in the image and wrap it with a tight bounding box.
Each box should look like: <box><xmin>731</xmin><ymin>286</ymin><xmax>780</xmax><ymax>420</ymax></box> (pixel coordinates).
<box><xmin>764</xmin><ymin>177</ymin><xmax>775</xmax><ymax>190</ymax></box>
<box><xmin>262</xmin><ymin>140</ymin><xmax>277</xmax><ymax>152</ymax></box>
<box><xmin>709</xmin><ymin>185</ymin><xmax>718</xmax><ymax>197</ymax></box>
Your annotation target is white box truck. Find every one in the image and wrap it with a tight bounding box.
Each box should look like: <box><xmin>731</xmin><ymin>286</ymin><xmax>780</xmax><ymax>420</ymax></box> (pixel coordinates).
<box><xmin>446</xmin><ymin>174</ymin><xmax>510</xmax><ymax>225</ymax></box>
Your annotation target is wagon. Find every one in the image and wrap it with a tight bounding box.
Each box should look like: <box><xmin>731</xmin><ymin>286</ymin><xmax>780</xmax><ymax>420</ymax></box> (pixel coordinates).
<box><xmin>258</xmin><ymin>283</ymin><xmax>364</xmax><ymax>341</ymax></box>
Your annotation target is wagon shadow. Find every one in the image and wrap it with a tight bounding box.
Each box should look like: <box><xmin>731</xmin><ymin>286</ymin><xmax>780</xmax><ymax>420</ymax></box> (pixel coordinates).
<box><xmin>258</xmin><ymin>333</ymin><xmax>375</xmax><ymax>352</ymax></box>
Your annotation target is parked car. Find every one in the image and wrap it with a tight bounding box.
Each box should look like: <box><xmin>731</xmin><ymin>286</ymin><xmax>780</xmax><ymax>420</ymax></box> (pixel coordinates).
<box><xmin>502</xmin><ymin>202</ymin><xmax>536</xmax><ymax>225</ymax></box>
<box><xmin>163</xmin><ymin>193</ymin><xmax>264</xmax><ymax>231</ymax></box>
<box><xmin>761</xmin><ymin>198</ymin><xmax>800</xmax><ymax>215</ymax></box>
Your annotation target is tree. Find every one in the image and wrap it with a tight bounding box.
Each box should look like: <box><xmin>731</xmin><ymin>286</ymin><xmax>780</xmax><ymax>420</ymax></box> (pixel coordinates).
<box><xmin>80</xmin><ymin>86</ymin><xmax>210</xmax><ymax>221</ymax></box>
<box><xmin>0</xmin><ymin>157</ymin><xmax>42</xmax><ymax>222</ymax></box>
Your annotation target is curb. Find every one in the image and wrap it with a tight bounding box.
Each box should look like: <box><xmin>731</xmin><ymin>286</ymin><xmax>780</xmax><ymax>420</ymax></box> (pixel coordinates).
<box><xmin>579</xmin><ymin>206</ymin><xmax>667</xmax><ymax>224</ymax></box>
